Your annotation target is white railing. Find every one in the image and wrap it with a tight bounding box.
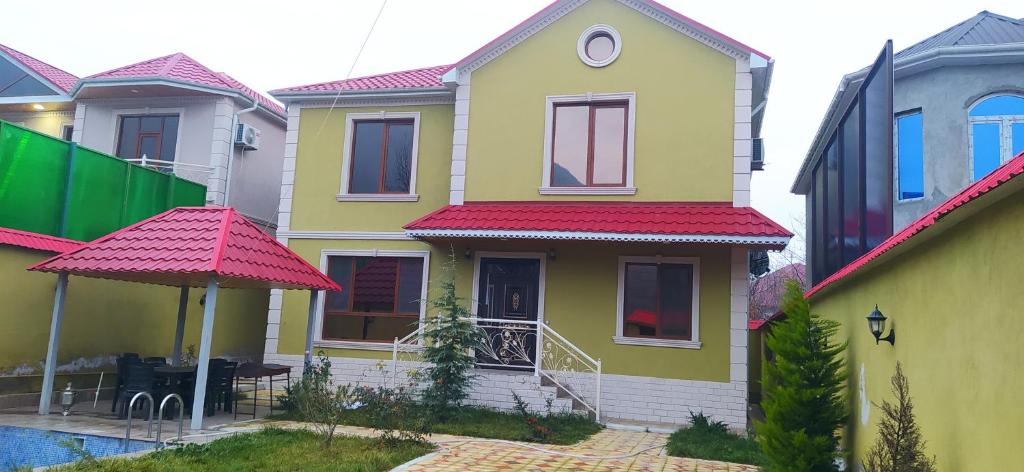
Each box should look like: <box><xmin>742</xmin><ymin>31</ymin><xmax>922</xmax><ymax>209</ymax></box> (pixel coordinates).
<box><xmin>390</xmin><ymin>317</ymin><xmax>602</xmax><ymax>421</ymax></box>
<box><xmin>124</xmin><ymin>155</ymin><xmax>214</xmax><ymax>186</ymax></box>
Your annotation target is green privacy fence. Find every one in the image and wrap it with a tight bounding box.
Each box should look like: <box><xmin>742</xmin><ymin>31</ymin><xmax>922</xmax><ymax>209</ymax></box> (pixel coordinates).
<box><xmin>0</xmin><ymin>120</ymin><xmax>207</xmax><ymax>241</ymax></box>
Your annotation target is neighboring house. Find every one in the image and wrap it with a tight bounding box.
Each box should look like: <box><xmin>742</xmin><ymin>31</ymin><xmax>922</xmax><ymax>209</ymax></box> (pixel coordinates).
<box><xmin>71</xmin><ymin>53</ymin><xmax>288</xmax><ymax>228</ymax></box>
<box><xmin>806</xmin><ymin>151</ymin><xmax>1024</xmax><ymax>470</ymax></box>
<box><xmin>0</xmin><ymin>43</ymin><xmax>78</xmax><ymax>139</ymax></box>
<box><xmin>265</xmin><ymin>0</ymin><xmax>789</xmax><ymax>429</ymax></box>
<box><xmin>793</xmin><ymin>11</ymin><xmax>1024</xmax><ymax>285</ymax></box>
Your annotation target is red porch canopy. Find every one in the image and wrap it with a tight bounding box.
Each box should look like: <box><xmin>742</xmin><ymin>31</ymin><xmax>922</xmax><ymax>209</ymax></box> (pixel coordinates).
<box><xmin>28</xmin><ymin>207</ymin><xmax>337</xmax><ymax>430</ymax></box>
<box><xmin>405</xmin><ymin>201</ymin><xmax>792</xmax><ymax>249</ymax></box>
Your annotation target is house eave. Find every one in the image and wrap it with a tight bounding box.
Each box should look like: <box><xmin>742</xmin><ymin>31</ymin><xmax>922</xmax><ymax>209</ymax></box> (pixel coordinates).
<box><xmin>73</xmin><ymin>77</ymin><xmax>286</xmax><ymax>121</ymax></box>
<box><xmin>270</xmin><ymin>88</ymin><xmax>453</xmax><ymax>104</ymax></box>
<box><xmin>405</xmin><ymin>228</ymin><xmax>790</xmax><ymax>248</ymax></box>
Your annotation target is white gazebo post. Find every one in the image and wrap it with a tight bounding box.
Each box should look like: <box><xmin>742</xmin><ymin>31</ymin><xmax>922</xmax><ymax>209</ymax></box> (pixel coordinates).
<box><xmin>171</xmin><ymin>286</ymin><xmax>189</xmax><ymax>367</ymax></box>
<box><xmin>39</xmin><ymin>272</ymin><xmax>70</xmax><ymax>414</ymax></box>
<box><xmin>190</xmin><ymin>277</ymin><xmax>219</xmax><ymax>430</ymax></box>
<box><xmin>304</xmin><ymin>289</ymin><xmax>320</xmax><ymax>366</ymax></box>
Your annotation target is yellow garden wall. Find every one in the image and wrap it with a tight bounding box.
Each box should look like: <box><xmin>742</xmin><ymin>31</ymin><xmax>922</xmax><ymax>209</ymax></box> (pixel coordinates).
<box><xmin>810</xmin><ymin>194</ymin><xmax>1024</xmax><ymax>470</ymax></box>
<box><xmin>289</xmin><ymin>105</ymin><xmax>453</xmax><ymax>233</ymax></box>
<box><xmin>277</xmin><ymin>238</ymin><xmax>732</xmax><ymax>382</ymax></box>
<box><xmin>0</xmin><ymin>246</ymin><xmax>269</xmax><ymax>391</ymax></box>
<box><xmin>465</xmin><ymin>0</ymin><xmax>736</xmax><ymax>202</ymax></box>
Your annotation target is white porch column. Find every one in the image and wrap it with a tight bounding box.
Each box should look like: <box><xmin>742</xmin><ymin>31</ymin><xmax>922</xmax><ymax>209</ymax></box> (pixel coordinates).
<box><xmin>304</xmin><ymin>289</ymin><xmax>320</xmax><ymax>366</ymax></box>
<box><xmin>39</xmin><ymin>272</ymin><xmax>70</xmax><ymax>414</ymax></box>
<box><xmin>171</xmin><ymin>286</ymin><xmax>190</xmax><ymax>367</ymax></box>
<box><xmin>190</xmin><ymin>277</ymin><xmax>219</xmax><ymax>430</ymax></box>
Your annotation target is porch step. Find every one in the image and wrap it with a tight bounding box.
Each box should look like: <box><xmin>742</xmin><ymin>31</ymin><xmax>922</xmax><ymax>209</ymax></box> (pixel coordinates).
<box><xmin>540</xmin><ymin>376</ymin><xmax>591</xmax><ymax>415</ymax></box>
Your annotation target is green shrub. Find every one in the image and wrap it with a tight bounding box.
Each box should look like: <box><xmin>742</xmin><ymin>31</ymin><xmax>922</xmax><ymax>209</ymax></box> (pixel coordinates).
<box><xmin>757</xmin><ymin>281</ymin><xmax>847</xmax><ymax>472</ymax></box>
<box><xmin>667</xmin><ymin>412</ymin><xmax>765</xmax><ymax>465</ymax></box>
<box><xmin>281</xmin><ymin>352</ymin><xmax>355</xmax><ymax>447</ymax></box>
<box><xmin>352</xmin><ymin>384</ymin><xmax>428</xmax><ymax>445</ymax></box>
<box><xmin>863</xmin><ymin>362</ymin><xmax>936</xmax><ymax>472</ymax></box>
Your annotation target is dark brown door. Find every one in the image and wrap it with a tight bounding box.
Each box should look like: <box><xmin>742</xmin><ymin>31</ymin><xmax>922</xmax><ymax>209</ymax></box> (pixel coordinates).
<box><xmin>476</xmin><ymin>257</ymin><xmax>540</xmax><ymax>369</ymax></box>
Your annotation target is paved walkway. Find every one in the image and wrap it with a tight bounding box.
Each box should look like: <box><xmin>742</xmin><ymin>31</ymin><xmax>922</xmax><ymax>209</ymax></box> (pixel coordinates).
<box><xmin>263</xmin><ymin>421</ymin><xmax>760</xmax><ymax>471</ymax></box>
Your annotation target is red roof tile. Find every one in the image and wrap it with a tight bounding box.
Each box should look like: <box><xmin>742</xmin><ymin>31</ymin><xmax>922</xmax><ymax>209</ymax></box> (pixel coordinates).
<box><xmin>30</xmin><ymin>207</ymin><xmax>339</xmax><ymax>291</ymax></box>
<box><xmin>0</xmin><ymin>43</ymin><xmax>78</xmax><ymax>93</ymax></box>
<box><xmin>807</xmin><ymin>151</ymin><xmax>1024</xmax><ymax>298</ymax></box>
<box><xmin>271</xmin><ymin>65</ymin><xmax>450</xmax><ymax>94</ymax></box>
<box><xmin>0</xmin><ymin>227</ymin><xmax>84</xmax><ymax>254</ymax></box>
<box><xmin>405</xmin><ymin>202</ymin><xmax>792</xmax><ymax>247</ymax></box>
<box><xmin>85</xmin><ymin>53</ymin><xmax>284</xmax><ymax>116</ymax></box>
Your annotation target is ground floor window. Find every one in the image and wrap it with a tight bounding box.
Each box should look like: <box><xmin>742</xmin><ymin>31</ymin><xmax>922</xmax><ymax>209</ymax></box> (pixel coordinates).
<box><xmin>321</xmin><ymin>253</ymin><xmax>426</xmax><ymax>343</ymax></box>
<box><xmin>616</xmin><ymin>256</ymin><xmax>700</xmax><ymax>346</ymax></box>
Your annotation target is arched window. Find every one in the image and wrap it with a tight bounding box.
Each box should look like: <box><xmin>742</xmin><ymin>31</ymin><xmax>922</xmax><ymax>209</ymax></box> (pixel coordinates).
<box><xmin>969</xmin><ymin>94</ymin><xmax>1024</xmax><ymax>180</ymax></box>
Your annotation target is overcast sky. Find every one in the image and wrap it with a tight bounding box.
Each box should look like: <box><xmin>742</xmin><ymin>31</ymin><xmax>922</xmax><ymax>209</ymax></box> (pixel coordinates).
<box><xmin>4</xmin><ymin>0</ymin><xmax>1020</xmax><ymax>258</ymax></box>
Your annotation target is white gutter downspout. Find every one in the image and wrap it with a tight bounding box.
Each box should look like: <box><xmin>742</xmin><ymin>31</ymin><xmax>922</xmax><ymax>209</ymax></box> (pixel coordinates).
<box><xmin>222</xmin><ymin>97</ymin><xmax>259</xmax><ymax>206</ymax></box>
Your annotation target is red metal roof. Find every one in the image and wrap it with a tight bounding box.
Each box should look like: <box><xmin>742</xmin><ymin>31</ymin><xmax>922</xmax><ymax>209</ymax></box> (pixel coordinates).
<box><xmin>405</xmin><ymin>202</ymin><xmax>792</xmax><ymax>247</ymax></box>
<box><xmin>271</xmin><ymin>64</ymin><xmax>451</xmax><ymax>94</ymax></box>
<box><xmin>0</xmin><ymin>43</ymin><xmax>79</xmax><ymax>93</ymax></box>
<box><xmin>0</xmin><ymin>227</ymin><xmax>84</xmax><ymax>254</ymax></box>
<box><xmin>84</xmin><ymin>53</ymin><xmax>284</xmax><ymax>116</ymax></box>
<box><xmin>29</xmin><ymin>207</ymin><xmax>339</xmax><ymax>291</ymax></box>
<box><xmin>807</xmin><ymin>151</ymin><xmax>1024</xmax><ymax>298</ymax></box>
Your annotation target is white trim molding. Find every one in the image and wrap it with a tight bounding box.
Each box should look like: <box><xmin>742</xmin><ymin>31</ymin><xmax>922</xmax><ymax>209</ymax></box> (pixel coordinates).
<box><xmin>577</xmin><ymin>24</ymin><xmax>623</xmax><ymax>68</ymax></box>
<box><xmin>279</xmin><ymin>230</ymin><xmax>414</xmax><ymax>240</ymax></box>
<box><xmin>728</xmin><ymin>247</ymin><xmax>749</xmax><ymax>395</ymax></box>
<box><xmin>733</xmin><ymin>58</ymin><xmax>753</xmax><ymax>207</ymax></box>
<box><xmin>339</xmin><ymin>111</ymin><xmax>422</xmax><ymax>200</ymax></box>
<box><xmin>313</xmin><ymin>249</ymin><xmax>431</xmax><ymax>351</ymax></box>
<box><xmin>614</xmin><ymin>256</ymin><xmax>701</xmax><ymax>349</ymax></box>
<box><xmin>541</xmin><ymin>92</ymin><xmax>637</xmax><ymax>192</ymax></box>
<box><xmin>469</xmin><ymin>252</ymin><xmax>547</xmax><ymax>326</ymax></box>
<box><xmin>449</xmin><ymin>72</ymin><xmax>472</xmax><ymax>205</ymax></box>
<box><xmin>406</xmin><ymin>228</ymin><xmax>790</xmax><ymax>248</ymax></box>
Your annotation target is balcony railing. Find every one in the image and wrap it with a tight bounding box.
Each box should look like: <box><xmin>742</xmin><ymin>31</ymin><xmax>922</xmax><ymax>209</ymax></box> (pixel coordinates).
<box><xmin>124</xmin><ymin>155</ymin><xmax>214</xmax><ymax>187</ymax></box>
<box><xmin>390</xmin><ymin>317</ymin><xmax>602</xmax><ymax>421</ymax></box>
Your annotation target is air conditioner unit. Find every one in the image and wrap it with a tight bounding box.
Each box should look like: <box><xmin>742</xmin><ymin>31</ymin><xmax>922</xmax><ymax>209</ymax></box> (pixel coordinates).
<box><xmin>235</xmin><ymin>123</ymin><xmax>261</xmax><ymax>150</ymax></box>
<box><xmin>751</xmin><ymin>137</ymin><xmax>764</xmax><ymax>171</ymax></box>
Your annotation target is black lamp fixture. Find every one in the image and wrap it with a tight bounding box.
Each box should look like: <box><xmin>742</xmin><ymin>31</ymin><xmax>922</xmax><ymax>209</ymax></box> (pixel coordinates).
<box><xmin>866</xmin><ymin>305</ymin><xmax>895</xmax><ymax>345</ymax></box>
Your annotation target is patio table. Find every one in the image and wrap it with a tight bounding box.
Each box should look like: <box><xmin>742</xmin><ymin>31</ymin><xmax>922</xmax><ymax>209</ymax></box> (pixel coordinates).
<box><xmin>154</xmin><ymin>366</ymin><xmax>196</xmax><ymax>416</ymax></box>
<box><xmin>233</xmin><ymin>363</ymin><xmax>292</xmax><ymax>419</ymax></box>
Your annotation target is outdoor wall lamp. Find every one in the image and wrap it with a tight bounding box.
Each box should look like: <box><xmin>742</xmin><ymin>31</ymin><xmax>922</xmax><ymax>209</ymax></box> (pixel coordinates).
<box><xmin>866</xmin><ymin>305</ymin><xmax>895</xmax><ymax>345</ymax></box>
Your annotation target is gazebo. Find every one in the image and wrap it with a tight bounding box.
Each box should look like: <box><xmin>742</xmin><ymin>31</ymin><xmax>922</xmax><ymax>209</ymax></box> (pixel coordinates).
<box><xmin>29</xmin><ymin>207</ymin><xmax>340</xmax><ymax>430</ymax></box>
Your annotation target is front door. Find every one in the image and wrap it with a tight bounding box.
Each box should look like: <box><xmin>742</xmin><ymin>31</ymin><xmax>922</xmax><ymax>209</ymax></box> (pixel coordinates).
<box><xmin>476</xmin><ymin>257</ymin><xmax>540</xmax><ymax>370</ymax></box>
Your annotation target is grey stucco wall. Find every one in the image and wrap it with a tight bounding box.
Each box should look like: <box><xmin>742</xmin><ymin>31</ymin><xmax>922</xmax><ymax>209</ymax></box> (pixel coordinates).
<box><xmin>892</xmin><ymin>63</ymin><xmax>1024</xmax><ymax>230</ymax></box>
<box><xmin>228</xmin><ymin>107</ymin><xmax>286</xmax><ymax>227</ymax></box>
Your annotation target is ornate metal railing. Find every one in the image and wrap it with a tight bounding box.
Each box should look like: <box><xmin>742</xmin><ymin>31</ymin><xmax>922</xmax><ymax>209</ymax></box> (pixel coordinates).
<box><xmin>390</xmin><ymin>317</ymin><xmax>602</xmax><ymax>421</ymax></box>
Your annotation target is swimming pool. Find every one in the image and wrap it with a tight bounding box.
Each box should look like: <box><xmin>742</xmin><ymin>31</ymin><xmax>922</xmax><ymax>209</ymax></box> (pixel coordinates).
<box><xmin>0</xmin><ymin>425</ymin><xmax>154</xmax><ymax>470</ymax></box>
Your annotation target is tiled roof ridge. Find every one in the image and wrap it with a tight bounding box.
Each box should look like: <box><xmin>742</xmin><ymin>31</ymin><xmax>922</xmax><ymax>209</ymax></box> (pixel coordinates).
<box><xmin>271</xmin><ymin>64</ymin><xmax>450</xmax><ymax>94</ymax></box>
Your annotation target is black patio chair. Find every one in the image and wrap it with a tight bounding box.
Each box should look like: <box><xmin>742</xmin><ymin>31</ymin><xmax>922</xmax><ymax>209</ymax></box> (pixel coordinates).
<box><xmin>210</xmin><ymin>361</ymin><xmax>237</xmax><ymax>413</ymax></box>
<box><xmin>111</xmin><ymin>355</ymin><xmax>143</xmax><ymax>413</ymax></box>
<box><xmin>117</xmin><ymin>363</ymin><xmax>156</xmax><ymax>419</ymax></box>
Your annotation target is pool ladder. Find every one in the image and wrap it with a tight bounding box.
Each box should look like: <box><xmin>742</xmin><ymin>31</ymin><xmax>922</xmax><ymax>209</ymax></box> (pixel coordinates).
<box><xmin>124</xmin><ymin>392</ymin><xmax>184</xmax><ymax>452</ymax></box>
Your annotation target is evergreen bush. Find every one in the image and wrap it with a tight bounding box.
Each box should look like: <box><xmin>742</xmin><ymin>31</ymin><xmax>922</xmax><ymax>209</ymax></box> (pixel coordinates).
<box><xmin>863</xmin><ymin>362</ymin><xmax>936</xmax><ymax>472</ymax></box>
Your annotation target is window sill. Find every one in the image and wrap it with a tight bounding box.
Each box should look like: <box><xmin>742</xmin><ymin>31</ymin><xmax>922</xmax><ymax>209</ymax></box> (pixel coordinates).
<box><xmin>336</xmin><ymin>194</ymin><xmax>420</xmax><ymax>202</ymax></box>
<box><xmin>612</xmin><ymin>336</ymin><xmax>702</xmax><ymax>349</ymax></box>
<box><xmin>896</xmin><ymin>197</ymin><xmax>925</xmax><ymax>204</ymax></box>
<box><xmin>314</xmin><ymin>340</ymin><xmax>422</xmax><ymax>351</ymax></box>
<box><xmin>539</xmin><ymin>187</ymin><xmax>637</xmax><ymax>195</ymax></box>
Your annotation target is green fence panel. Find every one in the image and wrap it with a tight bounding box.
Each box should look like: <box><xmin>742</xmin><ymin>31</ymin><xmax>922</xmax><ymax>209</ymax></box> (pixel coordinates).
<box><xmin>0</xmin><ymin>122</ymin><xmax>70</xmax><ymax>235</ymax></box>
<box><xmin>63</xmin><ymin>147</ymin><xmax>130</xmax><ymax>241</ymax></box>
<box><xmin>124</xmin><ymin>165</ymin><xmax>172</xmax><ymax>225</ymax></box>
<box><xmin>171</xmin><ymin>178</ymin><xmax>208</xmax><ymax>208</ymax></box>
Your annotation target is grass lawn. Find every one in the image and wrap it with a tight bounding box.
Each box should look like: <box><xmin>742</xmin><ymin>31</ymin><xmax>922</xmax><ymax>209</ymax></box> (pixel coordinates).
<box><xmin>666</xmin><ymin>414</ymin><xmax>765</xmax><ymax>466</ymax></box>
<box><xmin>274</xmin><ymin>405</ymin><xmax>601</xmax><ymax>445</ymax></box>
<box><xmin>59</xmin><ymin>428</ymin><xmax>432</xmax><ymax>472</ymax></box>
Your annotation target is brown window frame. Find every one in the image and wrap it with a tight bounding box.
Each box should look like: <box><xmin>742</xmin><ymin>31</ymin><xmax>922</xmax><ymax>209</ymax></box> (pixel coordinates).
<box><xmin>321</xmin><ymin>255</ymin><xmax>422</xmax><ymax>343</ymax></box>
<box><xmin>550</xmin><ymin>101</ymin><xmax>629</xmax><ymax>187</ymax></box>
<box><xmin>114</xmin><ymin>114</ymin><xmax>179</xmax><ymax>162</ymax></box>
<box><xmin>347</xmin><ymin>119</ymin><xmax>415</xmax><ymax>194</ymax></box>
<box><xmin>622</xmin><ymin>262</ymin><xmax>695</xmax><ymax>341</ymax></box>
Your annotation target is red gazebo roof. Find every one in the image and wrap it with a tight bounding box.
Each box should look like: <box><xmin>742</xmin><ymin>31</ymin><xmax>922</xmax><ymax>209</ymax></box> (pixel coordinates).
<box><xmin>0</xmin><ymin>227</ymin><xmax>84</xmax><ymax>253</ymax></box>
<box><xmin>29</xmin><ymin>207</ymin><xmax>340</xmax><ymax>291</ymax></box>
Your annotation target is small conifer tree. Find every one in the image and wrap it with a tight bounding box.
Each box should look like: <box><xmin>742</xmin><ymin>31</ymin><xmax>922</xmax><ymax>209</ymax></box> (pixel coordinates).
<box><xmin>420</xmin><ymin>250</ymin><xmax>485</xmax><ymax>418</ymax></box>
<box><xmin>863</xmin><ymin>362</ymin><xmax>937</xmax><ymax>472</ymax></box>
<box><xmin>757</xmin><ymin>281</ymin><xmax>847</xmax><ymax>472</ymax></box>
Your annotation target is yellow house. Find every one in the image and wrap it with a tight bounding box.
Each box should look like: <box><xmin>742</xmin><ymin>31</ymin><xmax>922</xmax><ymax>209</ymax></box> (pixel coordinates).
<box><xmin>267</xmin><ymin>0</ymin><xmax>788</xmax><ymax>429</ymax></box>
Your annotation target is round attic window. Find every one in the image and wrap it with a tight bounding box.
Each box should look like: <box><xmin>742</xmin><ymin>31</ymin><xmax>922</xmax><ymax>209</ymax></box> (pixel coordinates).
<box><xmin>577</xmin><ymin>25</ymin><xmax>621</xmax><ymax>67</ymax></box>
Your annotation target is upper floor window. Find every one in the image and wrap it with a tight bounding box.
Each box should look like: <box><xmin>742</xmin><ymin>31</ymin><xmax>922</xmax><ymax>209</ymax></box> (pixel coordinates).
<box><xmin>320</xmin><ymin>252</ymin><xmax>427</xmax><ymax>344</ymax></box>
<box><xmin>339</xmin><ymin>112</ymin><xmax>420</xmax><ymax>201</ymax></box>
<box><xmin>115</xmin><ymin>114</ymin><xmax>179</xmax><ymax>164</ymax></box>
<box><xmin>542</xmin><ymin>93</ymin><xmax>636</xmax><ymax>194</ymax></box>
<box><xmin>969</xmin><ymin>95</ymin><xmax>1024</xmax><ymax>181</ymax></box>
<box><xmin>895</xmin><ymin>110</ymin><xmax>923</xmax><ymax>200</ymax></box>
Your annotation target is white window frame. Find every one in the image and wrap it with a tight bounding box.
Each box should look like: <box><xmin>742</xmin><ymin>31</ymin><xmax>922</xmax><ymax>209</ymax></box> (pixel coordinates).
<box><xmin>967</xmin><ymin>94</ymin><xmax>1024</xmax><ymax>182</ymax></box>
<box><xmin>540</xmin><ymin>92</ymin><xmax>637</xmax><ymax>195</ymax></box>
<box><xmin>613</xmin><ymin>255</ymin><xmax>701</xmax><ymax>349</ymax></box>
<box><xmin>314</xmin><ymin>249</ymin><xmax>430</xmax><ymax>351</ymax></box>
<box><xmin>111</xmin><ymin>107</ymin><xmax>185</xmax><ymax>162</ymax></box>
<box><xmin>894</xmin><ymin>110</ymin><xmax>925</xmax><ymax>203</ymax></box>
<box><xmin>577</xmin><ymin>24</ymin><xmax>623</xmax><ymax>68</ymax></box>
<box><xmin>338</xmin><ymin>111</ymin><xmax>421</xmax><ymax>202</ymax></box>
